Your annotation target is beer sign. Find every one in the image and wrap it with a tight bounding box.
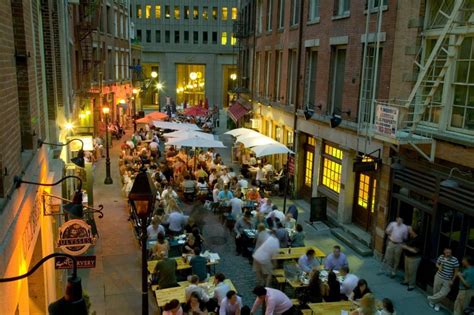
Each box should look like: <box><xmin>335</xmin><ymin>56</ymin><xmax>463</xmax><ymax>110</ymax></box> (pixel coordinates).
<box><xmin>57</xmin><ymin>219</ymin><xmax>95</xmax><ymax>256</ymax></box>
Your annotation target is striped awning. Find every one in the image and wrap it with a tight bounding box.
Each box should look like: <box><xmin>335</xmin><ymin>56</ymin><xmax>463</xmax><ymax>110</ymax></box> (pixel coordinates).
<box><xmin>228</xmin><ymin>102</ymin><xmax>250</xmax><ymax>122</ymax></box>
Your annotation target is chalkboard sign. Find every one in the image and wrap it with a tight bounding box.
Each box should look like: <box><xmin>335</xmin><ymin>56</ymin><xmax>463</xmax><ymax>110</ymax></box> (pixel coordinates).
<box><xmin>310</xmin><ymin>197</ymin><xmax>327</xmax><ymax>222</ymax></box>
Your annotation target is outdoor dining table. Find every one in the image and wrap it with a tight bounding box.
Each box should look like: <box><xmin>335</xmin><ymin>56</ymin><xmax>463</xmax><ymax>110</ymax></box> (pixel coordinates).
<box><xmin>307</xmin><ymin>301</ymin><xmax>355</xmax><ymax>315</ymax></box>
<box><xmin>147</xmin><ymin>254</ymin><xmax>220</xmax><ymax>274</ymax></box>
<box><xmin>153</xmin><ymin>276</ymin><xmax>237</xmax><ymax>307</ymax></box>
<box><xmin>285</xmin><ymin>269</ymin><xmax>345</xmax><ymax>289</ymax></box>
<box><xmin>273</xmin><ymin>246</ymin><xmax>326</xmax><ymax>263</ymax></box>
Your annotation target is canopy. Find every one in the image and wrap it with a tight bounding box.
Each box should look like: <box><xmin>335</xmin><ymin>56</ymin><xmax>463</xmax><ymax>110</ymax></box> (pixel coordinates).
<box><xmin>167</xmin><ymin>135</ymin><xmax>225</xmax><ymax>148</ymax></box>
<box><xmin>183</xmin><ymin>106</ymin><xmax>208</xmax><ymax>117</ymax></box>
<box><xmin>147</xmin><ymin>111</ymin><xmax>168</xmax><ymax>120</ymax></box>
<box><xmin>227</xmin><ymin>102</ymin><xmax>250</xmax><ymax>122</ymax></box>
<box><xmin>252</xmin><ymin>143</ymin><xmax>294</xmax><ymax>157</ymax></box>
<box><xmin>163</xmin><ymin>130</ymin><xmax>215</xmax><ymax>140</ymax></box>
<box><xmin>224</xmin><ymin>128</ymin><xmax>260</xmax><ymax>137</ymax></box>
<box><xmin>136</xmin><ymin>117</ymin><xmax>151</xmax><ymax>124</ymax></box>
<box><xmin>236</xmin><ymin>136</ymin><xmax>279</xmax><ymax>148</ymax></box>
<box><xmin>153</xmin><ymin>121</ymin><xmax>201</xmax><ymax>131</ymax></box>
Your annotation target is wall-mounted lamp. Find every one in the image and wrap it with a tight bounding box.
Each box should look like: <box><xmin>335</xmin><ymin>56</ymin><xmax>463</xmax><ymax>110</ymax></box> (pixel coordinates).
<box><xmin>390</xmin><ymin>158</ymin><xmax>405</xmax><ymax>170</ymax></box>
<box><xmin>440</xmin><ymin>167</ymin><xmax>472</xmax><ymax>188</ymax></box>
<box><xmin>38</xmin><ymin>138</ymin><xmax>85</xmax><ymax>168</ymax></box>
<box><xmin>303</xmin><ymin>106</ymin><xmax>314</xmax><ymax>120</ymax></box>
<box><xmin>330</xmin><ymin>109</ymin><xmax>352</xmax><ymax>128</ymax></box>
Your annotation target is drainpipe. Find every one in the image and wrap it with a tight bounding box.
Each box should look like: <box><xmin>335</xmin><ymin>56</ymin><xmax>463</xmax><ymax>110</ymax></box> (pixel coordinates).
<box><xmin>283</xmin><ymin>0</ymin><xmax>305</xmax><ymax>213</ymax></box>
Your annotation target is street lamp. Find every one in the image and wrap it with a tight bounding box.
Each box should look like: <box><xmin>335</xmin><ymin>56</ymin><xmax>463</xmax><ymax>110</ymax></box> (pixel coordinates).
<box><xmin>150</xmin><ymin>71</ymin><xmax>158</xmax><ymax>79</ymax></box>
<box><xmin>0</xmin><ymin>252</ymin><xmax>87</xmax><ymax>315</ymax></box>
<box><xmin>38</xmin><ymin>138</ymin><xmax>86</xmax><ymax>168</ymax></box>
<box><xmin>156</xmin><ymin>82</ymin><xmax>164</xmax><ymax>91</ymax></box>
<box><xmin>128</xmin><ymin>168</ymin><xmax>157</xmax><ymax>315</ymax></box>
<box><xmin>102</xmin><ymin>107</ymin><xmax>113</xmax><ymax>185</ymax></box>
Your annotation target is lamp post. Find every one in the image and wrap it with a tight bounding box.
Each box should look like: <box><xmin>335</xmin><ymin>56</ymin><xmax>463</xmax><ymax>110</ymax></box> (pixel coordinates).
<box><xmin>38</xmin><ymin>138</ymin><xmax>86</xmax><ymax>168</ymax></box>
<box><xmin>0</xmin><ymin>252</ymin><xmax>87</xmax><ymax>315</ymax></box>
<box><xmin>102</xmin><ymin>107</ymin><xmax>113</xmax><ymax>185</ymax></box>
<box><xmin>128</xmin><ymin>167</ymin><xmax>157</xmax><ymax>315</ymax></box>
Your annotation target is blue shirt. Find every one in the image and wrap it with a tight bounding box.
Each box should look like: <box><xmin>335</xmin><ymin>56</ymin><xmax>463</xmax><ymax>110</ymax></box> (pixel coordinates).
<box><xmin>298</xmin><ymin>254</ymin><xmax>320</xmax><ymax>273</ymax></box>
<box><xmin>218</xmin><ymin>190</ymin><xmax>233</xmax><ymax>201</ymax></box>
<box><xmin>324</xmin><ymin>253</ymin><xmax>349</xmax><ymax>271</ymax></box>
<box><xmin>461</xmin><ymin>266</ymin><xmax>474</xmax><ymax>290</ymax></box>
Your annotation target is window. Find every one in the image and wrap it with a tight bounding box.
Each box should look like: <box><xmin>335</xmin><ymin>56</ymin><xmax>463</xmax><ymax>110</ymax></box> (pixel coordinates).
<box><xmin>358</xmin><ymin>173</ymin><xmax>377</xmax><ymax>212</ymax></box>
<box><xmin>155</xmin><ymin>5</ymin><xmax>161</xmax><ymax>19</ymax></box>
<box><xmin>278</xmin><ymin>0</ymin><xmax>284</xmax><ymax>29</ymax></box>
<box><xmin>290</xmin><ymin>0</ymin><xmax>300</xmax><ymax>26</ymax></box>
<box><xmin>115</xmin><ymin>52</ymin><xmax>119</xmax><ymax>79</ymax></box>
<box><xmin>174</xmin><ymin>6</ymin><xmax>180</xmax><ymax>19</ymax></box>
<box><xmin>203</xmin><ymin>31</ymin><xmax>208</xmax><ymax>44</ymax></box>
<box><xmin>232</xmin><ymin>7</ymin><xmax>238</xmax><ymax>20</ymax></box>
<box><xmin>145</xmin><ymin>5</ymin><xmax>151</xmax><ymax>18</ymax></box>
<box><xmin>264</xmin><ymin>52</ymin><xmax>271</xmax><ymax>98</ymax></box>
<box><xmin>174</xmin><ymin>30</ymin><xmax>180</xmax><ymax>43</ymax></box>
<box><xmin>439</xmin><ymin>209</ymin><xmax>464</xmax><ymax>256</ymax></box>
<box><xmin>114</xmin><ymin>11</ymin><xmax>118</xmax><ymax>36</ymax></box>
<box><xmin>255</xmin><ymin>53</ymin><xmax>261</xmax><ymax>95</ymax></box>
<box><xmin>287</xmin><ymin>50</ymin><xmax>297</xmax><ymax>105</ymax></box>
<box><xmin>231</xmin><ymin>34</ymin><xmax>237</xmax><ymax>45</ymax></box>
<box><xmin>136</xmin><ymin>5</ymin><xmax>142</xmax><ymax>18</ymax></box>
<box><xmin>155</xmin><ymin>30</ymin><xmax>161</xmax><ymax>43</ymax></box>
<box><xmin>136</xmin><ymin>29</ymin><xmax>142</xmax><ymax>42</ymax></box>
<box><xmin>212</xmin><ymin>7</ymin><xmax>218</xmax><ymax>20</ymax></box>
<box><xmin>193</xmin><ymin>31</ymin><xmax>199</xmax><ymax>44</ymax></box>
<box><xmin>308</xmin><ymin>0</ymin><xmax>320</xmax><ymax>21</ymax></box>
<box><xmin>221</xmin><ymin>32</ymin><xmax>227</xmax><ymax>45</ymax></box>
<box><xmin>222</xmin><ymin>7</ymin><xmax>228</xmax><ymax>21</ymax></box>
<box><xmin>321</xmin><ymin>144</ymin><xmax>343</xmax><ymax>193</ymax></box>
<box><xmin>329</xmin><ymin>47</ymin><xmax>346</xmax><ymax>113</ymax></box>
<box><xmin>107</xmin><ymin>6</ymin><xmax>113</xmax><ymax>33</ymax></box>
<box><xmin>266</xmin><ymin>0</ymin><xmax>272</xmax><ymax>31</ymax></box>
<box><xmin>360</xmin><ymin>45</ymin><xmax>383</xmax><ymax>123</ymax></box>
<box><xmin>146</xmin><ymin>30</ymin><xmax>151</xmax><ymax>42</ymax></box>
<box><xmin>334</xmin><ymin>0</ymin><xmax>350</xmax><ymax>16</ymax></box>
<box><xmin>286</xmin><ymin>130</ymin><xmax>294</xmax><ymax>148</ymax></box>
<box><xmin>165</xmin><ymin>30</ymin><xmax>170</xmax><ymax>43</ymax></box>
<box><xmin>305</xmin><ymin>50</ymin><xmax>318</xmax><ymax>107</ymax></box>
<box><xmin>366</xmin><ymin>0</ymin><xmax>387</xmax><ymax>9</ymax></box>
<box><xmin>275</xmin><ymin>50</ymin><xmax>282</xmax><ymax>101</ymax></box>
<box><xmin>184</xmin><ymin>6</ymin><xmax>189</xmax><ymax>19</ymax></box>
<box><xmin>184</xmin><ymin>31</ymin><xmax>189</xmax><ymax>43</ymax></box>
<box><xmin>304</xmin><ymin>137</ymin><xmax>315</xmax><ymax>187</ymax></box>
<box><xmin>257</xmin><ymin>0</ymin><xmax>263</xmax><ymax>33</ymax></box>
<box><xmin>193</xmin><ymin>6</ymin><xmax>199</xmax><ymax>19</ymax></box>
<box><xmin>212</xmin><ymin>32</ymin><xmax>217</xmax><ymax>44</ymax></box>
<box><xmin>202</xmin><ymin>6</ymin><xmax>208</xmax><ymax>20</ymax></box>
<box><xmin>165</xmin><ymin>6</ymin><xmax>170</xmax><ymax>19</ymax></box>
<box><xmin>450</xmin><ymin>37</ymin><xmax>474</xmax><ymax>132</ymax></box>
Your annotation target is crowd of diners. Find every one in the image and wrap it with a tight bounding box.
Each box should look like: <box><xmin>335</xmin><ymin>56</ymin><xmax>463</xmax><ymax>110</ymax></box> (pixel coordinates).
<box><xmin>117</xmin><ymin>124</ymin><xmax>402</xmax><ymax>315</ymax></box>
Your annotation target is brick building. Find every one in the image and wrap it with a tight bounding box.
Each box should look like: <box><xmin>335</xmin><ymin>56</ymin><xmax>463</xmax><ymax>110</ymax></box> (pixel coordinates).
<box><xmin>238</xmin><ymin>0</ymin><xmax>474</xmax><ymax>294</ymax></box>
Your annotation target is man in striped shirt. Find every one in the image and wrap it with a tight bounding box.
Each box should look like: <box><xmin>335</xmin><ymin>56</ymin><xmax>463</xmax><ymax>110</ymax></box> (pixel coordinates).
<box><xmin>428</xmin><ymin>247</ymin><xmax>459</xmax><ymax>312</ymax></box>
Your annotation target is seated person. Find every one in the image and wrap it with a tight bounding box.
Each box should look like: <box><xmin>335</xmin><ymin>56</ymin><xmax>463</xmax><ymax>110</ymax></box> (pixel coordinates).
<box><xmin>218</xmin><ymin>185</ymin><xmax>233</xmax><ymax>202</ymax></box>
<box><xmin>147</xmin><ymin>216</ymin><xmax>166</xmax><ymax>241</ymax></box>
<box><xmin>154</xmin><ymin>257</ymin><xmax>178</xmax><ymax>289</ymax></box>
<box><xmin>298</xmin><ymin>249</ymin><xmax>320</xmax><ymax>273</ymax></box>
<box><xmin>350</xmin><ymin>293</ymin><xmax>376</xmax><ymax>315</ymax></box>
<box><xmin>349</xmin><ymin>279</ymin><xmax>371</xmax><ymax>303</ymax></box>
<box><xmin>324</xmin><ymin>271</ymin><xmax>341</xmax><ymax>302</ymax></box>
<box><xmin>290</xmin><ymin>224</ymin><xmax>306</xmax><ymax>247</ymax></box>
<box><xmin>190</xmin><ymin>248</ymin><xmax>208</xmax><ymax>282</ymax></box>
<box><xmin>301</xmin><ymin>270</ymin><xmax>324</xmax><ymax>304</ymax></box>
<box><xmin>163</xmin><ymin>299</ymin><xmax>183</xmax><ymax>315</ymax></box>
<box><xmin>196</xmin><ymin>178</ymin><xmax>209</xmax><ymax>196</ymax></box>
<box><xmin>339</xmin><ymin>266</ymin><xmax>359</xmax><ymax>300</ymax></box>
<box><xmin>324</xmin><ymin>245</ymin><xmax>349</xmax><ymax>271</ymax></box>
<box><xmin>182</xmin><ymin>175</ymin><xmax>196</xmax><ymax>192</ymax></box>
<box><xmin>152</xmin><ymin>232</ymin><xmax>169</xmax><ymax>259</ymax></box>
<box><xmin>275</xmin><ymin>222</ymin><xmax>289</xmax><ymax>248</ymax></box>
<box><xmin>237</xmin><ymin>175</ymin><xmax>249</xmax><ymax>190</ymax></box>
<box><xmin>219</xmin><ymin>290</ymin><xmax>242</xmax><ymax>315</ymax></box>
<box><xmin>246</xmin><ymin>187</ymin><xmax>261</xmax><ymax>202</ymax></box>
<box><xmin>185</xmin><ymin>275</ymin><xmax>210</xmax><ymax>302</ymax></box>
<box><xmin>184</xmin><ymin>218</ymin><xmax>198</xmax><ymax>234</ymax></box>
<box><xmin>259</xmin><ymin>198</ymin><xmax>273</xmax><ymax>215</ymax></box>
<box><xmin>183</xmin><ymin>292</ymin><xmax>208</xmax><ymax>315</ymax></box>
<box><xmin>213</xmin><ymin>273</ymin><xmax>230</xmax><ymax>306</ymax></box>
<box><xmin>283</xmin><ymin>213</ymin><xmax>296</xmax><ymax>230</ymax></box>
<box><xmin>183</xmin><ymin>235</ymin><xmax>199</xmax><ymax>256</ymax></box>
<box><xmin>194</xmin><ymin>166</ymin><xmax>208</xmax><ymax>180</ymax></box>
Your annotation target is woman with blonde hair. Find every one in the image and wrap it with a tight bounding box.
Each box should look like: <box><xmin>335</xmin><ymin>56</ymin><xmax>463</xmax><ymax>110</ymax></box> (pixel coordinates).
<box><xmin>350</xmin><ymin>293</ymin><xmax>377</xmax><ymax>315</ymax></box>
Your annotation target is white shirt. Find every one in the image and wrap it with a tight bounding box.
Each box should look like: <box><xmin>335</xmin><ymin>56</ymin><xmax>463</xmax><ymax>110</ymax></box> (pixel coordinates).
<box><xmin>213</xmin><ymin>188</ymin><xmax>220</xmax><ymax>202</ymax></box>
<box><xmin>251</xmin><ymin>288</ymin><xmax>292</xmax><ymax>315</ymax></box>
<box><xmin>161</xmin><ymin>189</ymin><xmax>178</xmax><ymax>200</ymax></box>
<box><xmin>340</xmin><ymin>273</ymin><xmax>359</xmax><ymax>298</ymax></box>
<box><xmin>386</xmin><ymin>222</ymin><xmax>409</xmax><ymax>243</ymax></box>
<box><xmin>253</xmin><ymin>235</ymin><xmax>280</xmax><ymax>264</ymax></box>
<box><xmin>214</xmin><ymin>282</ymin><xmax>231</xmax><ymax>306</ymax></box>
<box><xmin>266</xmin><ymin>210</ymin><xmax>285</xmax><ymax>222</ymax></box>
<box><xmin>256</xmin><ymin>168</ymin><xmax>264</xmax><ymax>181</ymax></box>
<box><xmin>185</xmin><ymin>284</ymin><xmax>210</xmax><ymax>302</ymax></box>
<box><xmin>230</xmin><ymin>197</ymin><xmax>243</xmax><ymax>219</ymax></box>
<box><xmin>220</xmin><ymin>174</ymin><xmax>231</xmax><ymax>185</ymax></box>
<box><xmin>297</xmin><ymin>255</ymin><xmax>320</xmax><ymax>273</ymax></box>
<box><xmin>260</xmin><ymin>203</ymin><xmax>273</xmax><ymax>214</ymax></box>
<box><xmin>219</xmin><ymin>296</ymin><xmax>242</xmax><ymax>315</ymax></box>
<box><xmin>167</xmin><ymin>212</ymin><xmax>188</xmax><ymax>232</ymax></box>
<box><xmin>149</xmin><ymin>141</ymin><xmax>159</xmax><ymax>151</ymax></box>
<box><xmin>238</xmin><ymin>178</ymin><xmax>249</xmax><ymax>189</ymax></box>
<box><xmin>147</xmin><ymin>224</ymin><xmax>165</xmax><ymax>240</ymax></box>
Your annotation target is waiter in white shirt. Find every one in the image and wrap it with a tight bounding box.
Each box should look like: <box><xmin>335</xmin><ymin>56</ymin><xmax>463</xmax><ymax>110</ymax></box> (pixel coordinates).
<box><xmin>253</xmin><ymin>233</ymin><xmax>280</xmax><ymax>287</ymax></box>
<box><xmin>383</xmin><ymin>217</ymin><xmax>409</xmax><ymax>277</ymax></box>
<box><xmin>251</xmin><ymin>286</ymin><xmax>295</xmax><ymax>315</ymax></box>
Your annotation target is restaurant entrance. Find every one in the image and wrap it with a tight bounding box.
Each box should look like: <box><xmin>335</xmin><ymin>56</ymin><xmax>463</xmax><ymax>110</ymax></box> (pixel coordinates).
<box><xmin>300</xmin><ymin>135</ymin><xmax>315</xmax><ymax>200</ymax></box>
<box><xmin>352</xmin><ymin>172</ymin><xmax>376</xmax><ymax>230</ymax></box>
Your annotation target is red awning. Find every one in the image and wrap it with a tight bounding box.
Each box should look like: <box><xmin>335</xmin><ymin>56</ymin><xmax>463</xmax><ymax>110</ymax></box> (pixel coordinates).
<box><xmin>228</xmin><ymin>102</ymin><xmax>250</xmax><ymax>122</ymax></box>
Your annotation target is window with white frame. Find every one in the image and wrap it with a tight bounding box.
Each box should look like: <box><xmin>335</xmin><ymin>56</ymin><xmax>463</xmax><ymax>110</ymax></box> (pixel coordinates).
<box><xmin>287</xmin><ymin>50</ymin><xmax>297</xmax><ymax>106</ymax></box>
<box><xmin>329</xmin><ymin>47</ymin><xmax>346</xmax><ymax>113</ymax></box>
<box><xmin>290</xmin><ymin>0</ymin><xmax>300</xmax><ymax>26</ymax></box>
<box><xmin>266</xmin><ymin>0</ymin><xmax>273</xmax><ymax>31</ymax></box>
<box><xmin>278</xmin><ymin>0</ymin><xmax>284</xmax><ymax>29</ymax></box>
<box><xmin>274</xmin><ymin>50</ymin><xmax>282</xmax><ymax>101</ymax></box>
<box><xmin>360</xmin><ymin>45</ymin><xmax>382</xmax><ymax>123</ymax></box>
<box><xmin>257</xmin><ymin>0</ymin><xmax>263</xmax><ymax>33</ymax></box>
<box><xmin>308</xmin><ymin>0</ymin><xmax>320</xmax><ymax>22</ymax></box>
<box><xmin>365</xmin><ymin>0</ymin><xmax>387</xmax><ymax>10</ymax></box>
<box><xmin>334</xmin><ymin>0</ymin><xmax>350</xmax><ymax>16</ymax></box>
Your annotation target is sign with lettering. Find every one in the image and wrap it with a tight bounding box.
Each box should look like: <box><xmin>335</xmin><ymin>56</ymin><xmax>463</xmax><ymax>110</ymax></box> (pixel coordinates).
<box><xmin>288</xmin><ymin>156</ymin><xmax>295</xmax><ymax>176</ymax></box>
<box><xmin>55</xmin><ymin>256</ymin><xmax>96</xmax><ymax>269</ymax></box>
<box><xmin>57</xmin><ymin>219</ymin><xmax>96</xmax><ymax>256</ymax></box>
<box><xmin>374</xmin><ymin>105</ymin><xmax>399</xmax><ymax>138</ymax></box>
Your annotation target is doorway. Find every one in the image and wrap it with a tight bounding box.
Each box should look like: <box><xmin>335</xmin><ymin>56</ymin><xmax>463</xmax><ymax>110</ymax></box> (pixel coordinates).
<box><xmin>353</xmin><ymin>172</ymin><xmax>376</xmax><ymax>230</ymax></box>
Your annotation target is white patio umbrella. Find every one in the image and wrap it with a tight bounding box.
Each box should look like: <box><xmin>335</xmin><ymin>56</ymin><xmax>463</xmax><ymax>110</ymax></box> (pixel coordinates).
<box><xmin>167</xmin><ymin>135</ymin><xmax>226</xmax><ymax>148</ymax></box>
<box><xmin>224</xmin><ymin>127</ymin><xmax>260</xmax><ymax>137</ymax></box>
<box><xmin>153</xmin><ymin>121</ymin><xmax>201</xmax><ymax>131</ymax></box>
<box><xmin>163</xmin><ymin>130</ymin><xmax>215</xmax><ymax>140</ymax></box>
<box><xmin>237</xmin><ymin>136</ymin><xmax>279</xmax><ymax>148</ymax></box>
<box><xmin>252</xmin><ymin>143</ymin><xmax>294</xmax><ymax>157</ymax></box>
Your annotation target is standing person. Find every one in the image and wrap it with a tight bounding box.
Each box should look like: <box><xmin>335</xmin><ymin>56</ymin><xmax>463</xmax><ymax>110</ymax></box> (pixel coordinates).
<box><xmin>298</xmin><ymin>249</ymin><xmax>320</xmax><ymax>273</ymax></box>
<box><xmin>383</xmin><ymin>217</ymin><xmax>409</xmax><ymax>277</ymax></box>
<box><xmin>234</xmin><ymin>212</ymin><xmax>254</xmax><ymax>256</ymax></box>
<box><xmin>251</xmin><ymin>286</ymin><xmax>295</xmax><ymax>315</ymax></box>
<box><xmin>454</xmin><ymin>256</ymin><xmax>474</xmax><ymax>315</ymax></box>
<box><xmin>219</xmin><ymin>291</ymin><xmax>242</xmax><ymax>315</ymax></box>
<box><xmin>253</xmin><ymin>232</ymin><xmax>280</xmax><ymax>286</ymax></box>
<box><xmin>255</xmin><ymin>223</ymin><xmax>270</xmax><ymax>250</ymax></box>
<box><xmin>324</xmin><ymin>245</ymin><xmax>349</xmax><ymax>271</ymax></box>
<box><xmin>230</xmin><ymin>192</ymin><xmax>244</xmax><ymax>220</ymax></box>
<box><xmin>428</xmin><ymin>247</ymin><xmax>460</xmax><ymax>312</ymax></box>
<box><xmin>401</xmin><ymin>226</ymin><xmax>422</xmax><ymax>291</ymax></box>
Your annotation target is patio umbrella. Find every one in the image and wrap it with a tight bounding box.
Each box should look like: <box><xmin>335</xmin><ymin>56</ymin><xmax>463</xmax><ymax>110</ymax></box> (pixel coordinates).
<box><xmin>224</xmin><ymin>128</ymin><xmax>260</xmax><ymax>137</ymax></box>
<box><xmin>237</xmin><ymin>136</ymin><xmax>279</xmax><ymax>148</ymax></box>
<box><xmin>153</xmin><ymin>121</ymin><xmax>201</xmax><ymax>131</ymax></box>
<box><xmin>183</xmin><ymin>106</ymin><xmax>208</xmax><ymax>117</ymax></box>
<box><xmin>167</xmin><ymin>135</ymin><xmax>225</xmax><ymax>148</ymax></box>
<box><xmin>147</xmin><ymin>111</ymin><xmax>168</xmax><ymax>120</ymax></box>
<box><xmin>163</xmin><ymin>130</ymin><xmax>215</xmax><ymax>140</ymax></box>
<box><xmin>252</xmin><ymin>143</ymin><xmax>294</xmax><ymax>157</ymax></box>
<box><xmin>136</xmin><ymin>116</ymin><xmax>151</xmax><ymax>124</ymax></box>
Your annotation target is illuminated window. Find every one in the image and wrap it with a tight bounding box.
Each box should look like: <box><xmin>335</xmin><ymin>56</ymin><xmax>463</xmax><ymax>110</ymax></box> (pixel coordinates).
<box><xmin>184</xmin><ymin>6</ymin><xmax>189</xmax><ymax>19</ymax></box>
<box><xmin>174</xmin><ymin>6</ymin><xmax>180</xmax><ymax>19</ymax></box>
<box><xmin>202</xmin><ymin>6</ymin><xmax>208</xmax><ymax>20</ymax></box>
<box><xmin>286</xmin><ymin>130</ymin><xmax>294</xmax><ymax>147</ymax></box>
<box><xmin>221</xmin><ymin>32</ymin><xmax>227</xmax><ymax>45</ymax></box>
<box><xmin>222</xmin><ymin>7</ymin><xmax>228</xmax><ymax>20</ymax></box>
<box><xmin>155</xmin><ymin>5</ymin><xmax>161</xmax><ymax>19</ymax></box>
<box><xmin>136</xmin><ymin>5</ymin><xmax>142</xmax><ymax>18</ymax></box>
<box><xmin>165</xmin><ymin>6</ymin><xmax>170</xmax><ymax>19</ymax></box>
<box><xmin>145</xmin><ymin>5</ymin><xmax>151</xmax><ymax>18</ymax></box>
<box><xmin>232</xmin><ymin>7</ymin><xmax>238</xmax><ymax>20</ymax></box>
<box><xmin>231</xmin><ymin>34</ymin><xmax>237</xmax><ymax>46</ymax></box>
<box><xmin>321</xmin><ymin>144</ymin><xmax>343</xmax><ymax>193</ymax></box>
<box><xmin>212</xmin><ymin>7</ymin><xmax>218</xmax><ymax>20</ymax></box>
<box><xmin>357</xmin><ymin>174</ymin><xmax>377</xmax><ymax>212</ymax></box>
<box><xmin>193</xmin><ymin>6</ymin><xmax>199</xmax><ymax>19</ymax></box>
<box><xmin>305</xmin><ymin>150</ymin><xmax>314</xmax><ymax>186</ymax></box>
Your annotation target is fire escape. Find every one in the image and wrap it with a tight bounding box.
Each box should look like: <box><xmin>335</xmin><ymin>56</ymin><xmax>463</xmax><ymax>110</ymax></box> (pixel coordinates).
<box><xmin>76</xmin><ymin>0</ymin><xmax>102</xmax><ymax>102</ymax></box>
<box><xmin>367</xmin><ymin>0</ymin><xmax>474</xmax><ymax>162</ymax></box>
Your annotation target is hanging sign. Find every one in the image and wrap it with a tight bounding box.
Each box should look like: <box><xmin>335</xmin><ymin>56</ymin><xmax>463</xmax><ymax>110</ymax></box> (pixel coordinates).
<box><xmin>55</xmin><ymin>256</ymin><xmax>96</xmax><ymax>269</ymax></box>
<box><xmin>288</xmin><ymin>156</ymin><xmax>295</xmax><ymax>176</ymax></box>
<box><xmin>57</xmin><ymin>219</ymin><xmax>96</xmax><ymax>256</ymax></box>
<box><xmin>374</xmin><ymin>104</ymin><xmax>399</xmax><ymax>138</ymax></box>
